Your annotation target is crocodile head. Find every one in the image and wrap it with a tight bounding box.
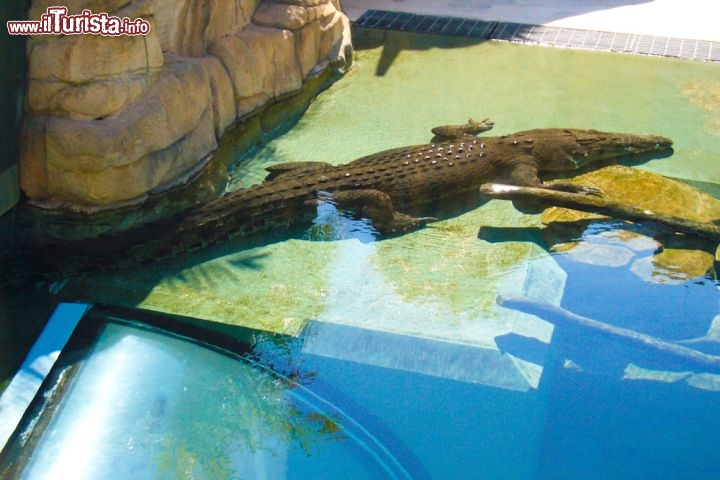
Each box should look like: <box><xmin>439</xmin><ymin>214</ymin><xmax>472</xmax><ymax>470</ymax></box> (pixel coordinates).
<box><xmin>525</xmin><ymin>128</ymin><xmax>673</xmax><ymax>172</ymax></box>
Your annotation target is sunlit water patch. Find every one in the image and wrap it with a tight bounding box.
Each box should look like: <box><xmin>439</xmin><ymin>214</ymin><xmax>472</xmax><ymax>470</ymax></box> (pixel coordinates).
<box><xmin>9</xmin><ymin>322</ymin><xmax>406</xmax><ymax>479</ymax></box>
<box><xmin>44</xmin><ymin>32</ymin><xmax>720</xmax><ymax>479</ymax></box>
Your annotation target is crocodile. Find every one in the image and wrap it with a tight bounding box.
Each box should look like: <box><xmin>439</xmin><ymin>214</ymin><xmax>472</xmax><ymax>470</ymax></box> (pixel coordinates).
<box><xmin>2</xmin><ymin>119</ymin><xmax>672</xmax><ymax>285</ymax></box>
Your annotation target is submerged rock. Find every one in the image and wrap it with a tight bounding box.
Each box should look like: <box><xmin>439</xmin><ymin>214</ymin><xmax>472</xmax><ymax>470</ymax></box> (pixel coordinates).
<box><xmin>541</xmin><ymin>165</ymin><xmax>720</xmax><ymax>283</ymax></box>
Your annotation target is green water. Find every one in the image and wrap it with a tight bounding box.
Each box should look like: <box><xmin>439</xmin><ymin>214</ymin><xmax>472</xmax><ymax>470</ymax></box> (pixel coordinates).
<box><xmin>60</xmin><ymin>33</ymin><xmax>719</xmax><ymax>335</ymax></box>
<box><xmin>231</xmin><ymin>33</ymin><xmax>720</xmax><ymax>189</ymax></box>
<box><xmin>6</xmin><ymin>31</ymin><xmax>720</xmax><ymax>479</ymax></box>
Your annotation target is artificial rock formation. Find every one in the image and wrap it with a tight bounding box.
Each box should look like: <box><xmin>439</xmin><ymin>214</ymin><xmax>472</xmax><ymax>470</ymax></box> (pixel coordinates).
<box><xmin>21</xmin><ymin>0</ymin><xmax>352</xmax><ymax>212</ymax></box>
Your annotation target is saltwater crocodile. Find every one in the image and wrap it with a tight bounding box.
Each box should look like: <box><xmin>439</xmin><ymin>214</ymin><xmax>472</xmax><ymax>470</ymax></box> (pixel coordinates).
<box><xmin>2</xmin><ymin>119</ymin><xmax>672</xmax><ymax>285</ymax></box>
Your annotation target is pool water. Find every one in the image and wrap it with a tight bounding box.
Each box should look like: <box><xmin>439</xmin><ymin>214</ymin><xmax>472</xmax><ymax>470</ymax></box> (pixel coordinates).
<box><xmin>2</xmin><ymin>313</ymin><xmax>411</xmax><ymax>479</ymax></box>
<box><xmin>7</xmin><ymin>30</ymin><xmax>720</xmax><ymax>478</ymax></box>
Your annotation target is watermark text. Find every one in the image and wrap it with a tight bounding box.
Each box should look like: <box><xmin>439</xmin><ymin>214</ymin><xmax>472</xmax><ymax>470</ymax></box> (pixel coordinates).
<box><xmin>7</xmin><ymin>6</ymin><xmax>151</xmax><ymax>36</ymax></box>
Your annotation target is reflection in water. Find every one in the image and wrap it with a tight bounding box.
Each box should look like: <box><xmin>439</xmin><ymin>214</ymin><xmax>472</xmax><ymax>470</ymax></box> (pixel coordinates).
<box><xmin>11</xmin><ymin>323</ymin><xmax>403</xmax><ymax>480</ymax></box>
<box><xmin>15</xmin><ymin>31</ymin><xmax>719</xmax><ymax>479</ymax></box>
<box><xmin>539</xmin><ymin>165</ymin><xmax>720</xmax><ymax>285</ymax></box>
<box><xmin>303</xmin><ymin>203</ymin><xmax>557</xmax><ymax>391</ymax></box>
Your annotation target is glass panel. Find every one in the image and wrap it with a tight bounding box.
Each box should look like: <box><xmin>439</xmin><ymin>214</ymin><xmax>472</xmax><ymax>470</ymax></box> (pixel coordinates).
<box><xmin>15</xmin><ymin>322</ymin><xmax>407</xmax><ymax>479</ymax></box>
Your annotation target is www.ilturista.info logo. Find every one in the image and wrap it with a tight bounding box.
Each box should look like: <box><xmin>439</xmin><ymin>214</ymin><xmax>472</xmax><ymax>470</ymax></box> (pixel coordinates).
<box><xmin>7</xmin><ymin>6</ymin><xmax>151</xmax><ymax>36</ymax></box>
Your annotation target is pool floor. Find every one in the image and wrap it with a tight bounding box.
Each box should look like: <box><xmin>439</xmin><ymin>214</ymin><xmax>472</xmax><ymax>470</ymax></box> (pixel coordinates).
<box><xmin>3</xmin><ymin>27</ymin><xmax>720</xmax><ymax>479</ymax></box>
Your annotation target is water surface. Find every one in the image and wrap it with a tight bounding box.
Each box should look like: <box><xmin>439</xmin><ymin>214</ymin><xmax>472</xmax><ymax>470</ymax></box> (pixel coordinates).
<box><xmin>45</xmin><ymin>31</ymin><xmax>720</xmax><ymax>478</ymax></box>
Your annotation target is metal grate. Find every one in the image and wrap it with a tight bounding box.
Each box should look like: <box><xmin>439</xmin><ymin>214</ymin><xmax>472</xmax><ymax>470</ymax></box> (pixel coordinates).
<box><xmin>354</xmin><ymin>9</ymin><xmax>720</xmax><ymax>63</ymax></box>
<box><xmin>354</xmin><ymin>9</ymin><xmax>497</xmax><ymax>39</ymax></box>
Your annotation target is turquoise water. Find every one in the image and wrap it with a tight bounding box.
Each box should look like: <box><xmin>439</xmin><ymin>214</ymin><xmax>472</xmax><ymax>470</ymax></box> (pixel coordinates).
<box><xmin>7</xmin><ymin>31</ymin><xmax>719</xmax><ymax>478</ymax></box>
<box><xmin>5</xmin><ymin>319</ymin><xmax>408</xmax><ymax>479</ymax></box>
<box><xmin>5</xmin><ymin>292</ymin><xmax>719</xmax><ymax>478</ymax></box>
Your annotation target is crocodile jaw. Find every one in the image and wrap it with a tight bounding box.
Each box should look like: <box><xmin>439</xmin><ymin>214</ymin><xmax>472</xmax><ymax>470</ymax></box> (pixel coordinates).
<box><xmin>573</xmin><ymin>132</ymin><xmax>673</xmax><ymax>168</ymax></box>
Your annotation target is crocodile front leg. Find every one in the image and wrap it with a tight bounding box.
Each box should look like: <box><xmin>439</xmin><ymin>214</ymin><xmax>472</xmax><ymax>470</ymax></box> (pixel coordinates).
<box><xmin>431</xmin><ymin>118</ymin><xmax>494</xmax><ymax>140</ymax></box>
<box><xmin>331</xmin><ymin>189</ymin><xmax>437</xmax><ymax>234</ymax></box>
<box><xmin>509</xmin><ymin>160</ymin><xmax>601</xmax><ymax>195</ymax></box>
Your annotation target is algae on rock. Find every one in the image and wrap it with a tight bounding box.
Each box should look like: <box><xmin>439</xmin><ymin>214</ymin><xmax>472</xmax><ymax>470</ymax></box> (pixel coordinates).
<box><xmin>541</xmin><ymin>165</ymin><xmax>720</xmax><ymax>284</ymax></box>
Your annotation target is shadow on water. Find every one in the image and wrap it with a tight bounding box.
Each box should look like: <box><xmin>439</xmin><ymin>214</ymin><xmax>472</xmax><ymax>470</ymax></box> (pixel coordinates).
<box><xmin>478</xmin><ymin>225</ymin><xmax>547</xmax><ymax>249</ymax></box>
<box><xmin>484</xmin><ymin>206</ymin><xmax>720</xmax><ymax>364</ymax></box>
<box><xmin>494</xmin><ymin>331</ymin><xmax>549</xmax><ymax>365</ymax></box>
<box><xmin>7</xmin><ymin>142</ymin><xmax>684</xmax><ymax>321</ymax></box>
<box><xmin>353</xmin><ymin>28</ymin><xmax>487</xmax><ymax>76</ymax></box>
<box><xmin>353</xmin><ymin>24</ymin><xmax>579</xmax><ymax>77</ymax></box>
<box><xmin>536</xmin><ymin>348</ymin><xmax>720</xmax><ymax>480</ymax></box>
<box><xmin>36</xmin><ymin>205</ymin><xmax>381</xmax><ymax>312</ymax></box>
<box><xmin>352</xmin><ymin>0</ymin><xmax>655</xmax><ymax>76</ymax></box>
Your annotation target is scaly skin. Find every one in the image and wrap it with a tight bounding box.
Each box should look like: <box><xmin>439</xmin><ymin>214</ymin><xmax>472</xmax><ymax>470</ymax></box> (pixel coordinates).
<box><xmin>2</xmin><ymin>120</ymin><xmax>672</xmax><ymax>284</ymax></box>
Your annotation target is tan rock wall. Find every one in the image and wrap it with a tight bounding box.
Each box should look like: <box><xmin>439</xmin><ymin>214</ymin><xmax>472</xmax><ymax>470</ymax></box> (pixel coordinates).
<box><xmin>21</xmin><ymin>0</ymin><xmax>352</xmax><ymax>210</ymax></box>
